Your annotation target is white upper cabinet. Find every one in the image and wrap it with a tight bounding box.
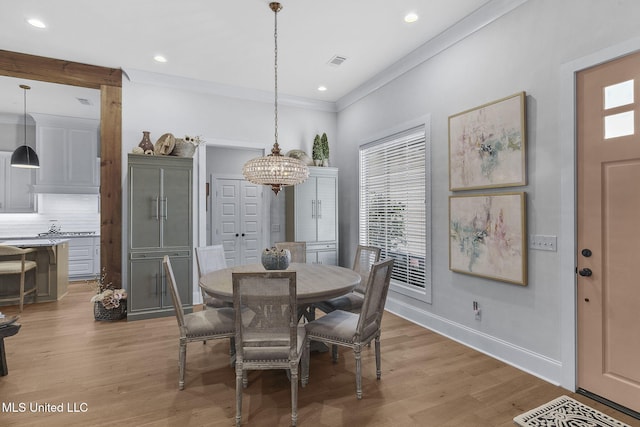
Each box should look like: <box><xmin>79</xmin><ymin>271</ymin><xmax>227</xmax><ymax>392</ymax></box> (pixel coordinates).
<box><xmin>32</xmin><ymin>113</ymin><xmax>99</xmax><ymax>193</ymax></box>
<box><xmin>0</xmin><ymin>151</ymin><xmax>36</xmax><ymax>213</ymax></box>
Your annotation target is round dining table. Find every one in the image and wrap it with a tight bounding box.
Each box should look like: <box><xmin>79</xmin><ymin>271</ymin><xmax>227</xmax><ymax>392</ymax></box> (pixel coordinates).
<box><xmin>199</xmin><ymin>262</ymin><xmax>361</xmax><ymax>306</ymax></box>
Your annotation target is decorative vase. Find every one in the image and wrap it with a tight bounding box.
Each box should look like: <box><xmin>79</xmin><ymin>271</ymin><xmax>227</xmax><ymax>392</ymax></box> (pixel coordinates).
<box><xmin>138</xmin><ymin>131</ymin><xmax>154</xmax><ymax>152</ymax></box>
<box><xmin>261</xmin><ymin>247</ymin><xmax>291</xmax><ymax>270</ymax></box>
<box><xmin>322</xmin><ymin>158</ymin><xmax>329</xmax><ymax>167</ymax></box>
<box><xmin>314</xmin><ymin>159</ymin><xmax>322</xmax><ymax>166</ymax></box>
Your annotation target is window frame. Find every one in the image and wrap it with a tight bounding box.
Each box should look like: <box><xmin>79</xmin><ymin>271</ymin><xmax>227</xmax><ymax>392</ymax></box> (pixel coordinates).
<box><xmin>358</xmin><ymin>117</ymin><xmax>432</xmax><ymax>303</ymax></box>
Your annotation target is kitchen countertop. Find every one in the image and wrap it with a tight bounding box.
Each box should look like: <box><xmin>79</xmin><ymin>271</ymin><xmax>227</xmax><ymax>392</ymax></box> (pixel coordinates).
<box><xmin>1</xmin><ymin>239</ymin><xmax>71</xmax><ymax>247</ymax></box>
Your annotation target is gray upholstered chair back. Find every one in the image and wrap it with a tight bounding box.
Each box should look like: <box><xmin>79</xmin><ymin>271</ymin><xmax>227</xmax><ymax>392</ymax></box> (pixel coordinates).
<box><xmin>232</xmin><ymin>271</ymin><xmax>298</xmax><ymax>362</ymax></box>
<box><xmin>275</xmin><ymin>242</ymin><xmax>307</xmax><ymax>263</ymax></box>
<box><xmin>352</xmin><ymin>245</ymin><xmax>381</xmax><ymax>294</ymax></box>
<box><xmin>356</xmin><ymin>259</ymin><xmax>394</xmax><ymax>342</ymax></box>
<box><xmin>163</xmin><ymin>255</ymin><xmax>186</xmax><ymax>333</ymax></box>
<box><xmin>195</xmin><ymin>245</ymin><xmax>227</xmax><ymax>277</ymax></box>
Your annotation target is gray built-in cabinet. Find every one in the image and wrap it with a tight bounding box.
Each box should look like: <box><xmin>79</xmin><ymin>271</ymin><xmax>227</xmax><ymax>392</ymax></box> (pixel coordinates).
<box><xmin>285</xmin><ymin>167</ymin><xmax>338</xmax><ymax>265</ymax></box>
<box><xmin>127</xmin><ymin>154</ymin><xmax>193</xmax><ymax>320</ymax></box>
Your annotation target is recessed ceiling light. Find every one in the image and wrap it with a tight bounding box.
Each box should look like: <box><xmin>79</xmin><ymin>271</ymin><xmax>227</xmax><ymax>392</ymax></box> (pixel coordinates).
<box><xmin>318</xmin><ymin>86</ymin><xmax>327</xmax><ymax>92</ymax></box>
<box><xmin>404</xmin><ymin>12</ymin><xmax>419</xmax><ymax>23</ymax></box>
<box><xmin>154</xmin><ymin>55</ymin><xmax>167</xmax><ymax>63</ymax></box>
<box><xmin>27</xmin><ymin>18</ymin><xmax>46</xmax><ymax>29</ymax></box>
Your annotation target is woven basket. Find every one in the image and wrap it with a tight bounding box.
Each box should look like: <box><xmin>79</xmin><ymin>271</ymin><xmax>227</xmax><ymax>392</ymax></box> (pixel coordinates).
<box><xmin>93</xmin><ymin>300</ymin><xmax>127</xmax><ymax>321</ymax></box>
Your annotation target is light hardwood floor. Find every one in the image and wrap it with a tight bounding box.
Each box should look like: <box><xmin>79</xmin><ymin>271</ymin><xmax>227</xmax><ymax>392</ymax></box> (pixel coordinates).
<box><xmin>1</xmin><ymin>283</ymin><xmax>637</xmax><ymax>427</ymax></box>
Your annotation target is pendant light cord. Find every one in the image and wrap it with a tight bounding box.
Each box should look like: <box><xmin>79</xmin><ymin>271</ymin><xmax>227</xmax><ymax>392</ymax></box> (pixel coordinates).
<box><xmin>23</xmin><ymin>86</ymin><xmax>27</xmax><ymax>146</ymax></box>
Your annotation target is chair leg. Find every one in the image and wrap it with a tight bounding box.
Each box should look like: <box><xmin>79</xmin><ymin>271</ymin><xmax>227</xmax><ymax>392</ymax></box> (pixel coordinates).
<box><xmin>235</xmin><ymin>364</ymin><xmax>243</xmax><ymax>426</ymax></box>
<box><xmin>229</xmin><ymin>337</ymin><xmax>236</xmax><ymax>367</ymax></box>
<box><xmin>355</xmin><ymin>345</ymin><xmax>363</xmax><ymax>400</ymax></box>
<box><xmin>290</xmin><ymin>363</ymin><xmax>299</xmax><ymax>426</ymax></box>
<box><xmin>178</xmin><ymin>340</ymin><xmax>186</xmax><ymax>390</ymax></box>
<box><xmin>302</xmin><ymin>337</ymin><xmax>310</xmax><ymax>386</ymax></box>
<box><xmin>375</xmin><ymin>336</ymin><xmax>381</xmax><ymax>380</ymax></box>
<box><xmin>331</xmin><ymin>344</ymin><xmax>338</xmax><ymax>362</ymax></box>
<box><xmin>19</xmin><ymin>271</ymin><xmax>25</xmax><ymax>313</ymax></box>
<box><xmin>301</xmin><ymin>339</ymin><xmax>309</xmax><ymax>387</ymax></box>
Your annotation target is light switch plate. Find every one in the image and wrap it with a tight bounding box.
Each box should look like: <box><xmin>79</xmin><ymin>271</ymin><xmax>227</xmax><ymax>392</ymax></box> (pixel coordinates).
<box><xmin>530</xmin><ymin>234</ymin><xmax>557</xmax><ymax>251</ymax></box>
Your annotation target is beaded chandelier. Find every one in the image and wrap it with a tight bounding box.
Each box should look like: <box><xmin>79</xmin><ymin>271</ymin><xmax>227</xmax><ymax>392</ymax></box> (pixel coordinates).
<box><xmin>242</xmin><ymin>2</ymin><xmax>309</xmax><ymax>195</ymax></box>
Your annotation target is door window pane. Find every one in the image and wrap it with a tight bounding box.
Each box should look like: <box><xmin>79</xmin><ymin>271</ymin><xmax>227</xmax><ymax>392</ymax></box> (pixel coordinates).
<box><xmin>604</xmin><ymin>111</ymin><xmax>634</xmax><ymax>139</ymax></box>
<box><xmin>604</xmin><ymin>80</ymin><xmax>634</xmax><ymax>109</ymax></box>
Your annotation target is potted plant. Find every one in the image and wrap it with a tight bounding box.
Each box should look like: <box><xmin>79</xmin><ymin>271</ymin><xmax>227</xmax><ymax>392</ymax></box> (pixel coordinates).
<box><xmin>321</xmin><ymin>133</ymin><xmax>329</xmax><ymax>166</ymax></box>
<box><xmin>89</xmin><ymin>268</ymin><xmax>127</xmax><ymax>321</ymax></box>
<box><xmin>312</xmin><ymin>134</ymin><xmax>323</xmax><ymax>166</ymax></box>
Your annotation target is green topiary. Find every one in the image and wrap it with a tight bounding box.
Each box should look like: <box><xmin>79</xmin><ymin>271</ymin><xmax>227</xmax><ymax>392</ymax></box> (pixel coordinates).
<box><xmin>321</xmin><ymin>133</ymin><xmax>329</xmax><ymax>160</ymax></box>
<box><xmin>312</xmin><ymin>134</ymin><xmax>323</xmax><ymax>161</ymax></box>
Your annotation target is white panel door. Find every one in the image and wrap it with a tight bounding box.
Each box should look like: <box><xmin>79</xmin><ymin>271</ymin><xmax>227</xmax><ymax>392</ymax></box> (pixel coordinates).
<box><xmin>214</xmin><ymin>178</ymin><xmax>263</xmax><ymax>266</ymax></box>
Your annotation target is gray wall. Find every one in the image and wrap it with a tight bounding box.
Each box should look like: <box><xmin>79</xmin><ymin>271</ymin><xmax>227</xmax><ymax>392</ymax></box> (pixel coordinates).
<box><xmin>334</xmin><ymin>0</ymin><xmax>640</xmax><ymax>389</ymax></box>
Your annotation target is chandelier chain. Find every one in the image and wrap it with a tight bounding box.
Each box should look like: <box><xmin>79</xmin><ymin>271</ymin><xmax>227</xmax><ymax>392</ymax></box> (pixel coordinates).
<box><xmin>273</xmin><ymin>6</ymin><xmax>279</xmax><ymax>148</ymax></box>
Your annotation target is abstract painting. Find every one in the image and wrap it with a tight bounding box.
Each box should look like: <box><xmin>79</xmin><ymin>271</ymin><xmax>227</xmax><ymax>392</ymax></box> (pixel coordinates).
<box><xmin>449</xmin><ymin>92</ymin><xmax>526</xmax><ymax>191</ymax></box>
<box><xmin>449</xmin><ymin>192</ymin><xmax>527</xmax><ymax>285</ymax></box>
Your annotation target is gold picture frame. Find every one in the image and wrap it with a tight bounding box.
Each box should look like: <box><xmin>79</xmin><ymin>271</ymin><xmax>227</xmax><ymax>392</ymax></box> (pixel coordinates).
<box><xmin>449</xmin><ymin>192</ymin><xmax>527</xmax><ymax>286</ymax></box>
<box><xmin>449</xmin><ymin>92</ymin><xmax>527</xmax><ymax>191</ymax></box>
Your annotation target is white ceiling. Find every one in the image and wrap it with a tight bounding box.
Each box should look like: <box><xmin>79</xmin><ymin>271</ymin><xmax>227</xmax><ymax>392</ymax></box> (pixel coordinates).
<box><xmin>0</xmin><ymin>0</ymin><xmax>494</xmax><ymax>117</ymax></box>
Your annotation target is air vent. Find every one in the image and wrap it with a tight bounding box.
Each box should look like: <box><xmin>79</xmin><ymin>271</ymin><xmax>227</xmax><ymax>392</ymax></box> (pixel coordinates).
<box><xmin>76</xmin><ymin>98</ymin><xmax>93</xmax><ymax>106</ymax></box>
<box><xmin>328</xmin><ymin>55</ymin><xmax>347</xmax><ymax>67</ymax></box>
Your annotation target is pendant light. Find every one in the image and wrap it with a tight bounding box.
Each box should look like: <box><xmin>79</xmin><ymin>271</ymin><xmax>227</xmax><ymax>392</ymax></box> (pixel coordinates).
<box><xmin>242</xmin><ymin>2</ymin><xmax>309</xmax><ymax>195</ymax></box>
<box><xmin>11</xmin><ymin>84</ymin><xmax>40</xmax><ymax>168</ymax></box>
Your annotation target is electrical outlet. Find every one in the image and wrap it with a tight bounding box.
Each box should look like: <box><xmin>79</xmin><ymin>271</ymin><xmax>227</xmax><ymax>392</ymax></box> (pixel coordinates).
<box><xmin>529</xmin><ymin>234</ymin><xmax>557</xmax><ymax>251</ymax></box>
<box><xmin>473</xmin><ymin>301</ymin><xmax>481</xmax><ymax>320</ymax></box>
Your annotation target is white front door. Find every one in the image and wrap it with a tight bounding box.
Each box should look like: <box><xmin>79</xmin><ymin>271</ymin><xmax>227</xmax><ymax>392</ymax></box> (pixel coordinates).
<box><xmin>214</xmin><ymin>178</ymin><xmax>263</xmax><ymax>266</ymax></box>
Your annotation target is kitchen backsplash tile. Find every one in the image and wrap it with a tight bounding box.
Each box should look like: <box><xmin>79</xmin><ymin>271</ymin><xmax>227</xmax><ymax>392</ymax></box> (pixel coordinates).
<box><xmin>0</xmin><ymin>194</ymin><xmax>99</xmax><ymax>238</ymax></box>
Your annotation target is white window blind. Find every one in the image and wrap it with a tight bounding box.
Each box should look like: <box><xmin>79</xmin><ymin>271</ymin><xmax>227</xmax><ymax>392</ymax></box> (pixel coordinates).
<box><xmin>359</xmin><ymin>125</ymin><xmax>429</xmax><ymax>295</ymax></box>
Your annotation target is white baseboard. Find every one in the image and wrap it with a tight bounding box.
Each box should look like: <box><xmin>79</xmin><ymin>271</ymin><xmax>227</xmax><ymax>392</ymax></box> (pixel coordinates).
<box><xmin>385</xmin><ymin>295</ymin><xmax>564</xmax><ymax>388</ymax></box>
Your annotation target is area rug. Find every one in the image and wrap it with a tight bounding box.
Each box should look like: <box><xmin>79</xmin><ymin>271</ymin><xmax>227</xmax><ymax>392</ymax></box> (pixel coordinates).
<box><xmin>514</xmin><ymin>395</ymin><xmax>631</xmax><ymax>427</ymax></box>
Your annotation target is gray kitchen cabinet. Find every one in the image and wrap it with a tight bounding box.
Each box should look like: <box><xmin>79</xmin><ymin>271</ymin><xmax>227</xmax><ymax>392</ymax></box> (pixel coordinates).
<box><xmin>127</xmin><ymin>154</ymin><xmax>193</xmax><ymax>320</ymax></box>
<box><xmin>285</xmin><ymin>167</ymin><xmax>338</xmax><ymax>265</ymax></box>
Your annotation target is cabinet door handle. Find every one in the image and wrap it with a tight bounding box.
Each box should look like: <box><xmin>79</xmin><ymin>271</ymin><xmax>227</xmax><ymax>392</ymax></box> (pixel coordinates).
<box><xmin>153</xmin><ymin>197</ymin><xmax>159</xmax><ymax>220</ymax></box>
<box><xmin>311</xmin><ymin>200</ymin><xmax>316</xmax><ymax>218</ymax></box>
<box><xmin>317</xmin><ymin>200</ymin><xmax>322</xmax><ymax>219</ymax></box>
<box><xmin>162</xmin><ymin>272</ymin><xmax>167</xmax><ymax>296</ymax></box>
<box><xmin>154</xmin><ymin>273</ymin><xmax>159</xmax><ymax>295</ymax></box>
<box><xmin>160</xmin><ymin>197</ymin><xmax>168</xmax><ymax>220</ymax></box>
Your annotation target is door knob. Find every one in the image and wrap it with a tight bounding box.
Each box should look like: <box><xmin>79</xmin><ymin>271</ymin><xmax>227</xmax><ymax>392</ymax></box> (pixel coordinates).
<box><xmin>235</xmin><ymin>233</ymin><xmax>239</xmax><ymax>237</ymax></box>
<box><xmin>581</xmin><ymin>249</ymin><xmax>592</xmax><ymax>257</ymax></box>
<box><xmin>578</xmin><ymin>268</ymin><xmax>592</xmax><ymax>277</ymax></box>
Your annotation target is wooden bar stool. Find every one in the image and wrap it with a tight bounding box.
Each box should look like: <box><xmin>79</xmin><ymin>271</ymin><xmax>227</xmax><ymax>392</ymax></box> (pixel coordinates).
<box><xmin>0</xmin><ymin>245</ymin><xmax>38</xmax><ymax>312</ymax></box>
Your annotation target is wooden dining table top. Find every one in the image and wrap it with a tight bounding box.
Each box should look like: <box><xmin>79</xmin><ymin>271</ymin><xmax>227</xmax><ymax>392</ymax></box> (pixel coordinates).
<box><xmin>199</xmin><ymin>263</ymin><xmax>361</xmax><ymax>305</ymax></box>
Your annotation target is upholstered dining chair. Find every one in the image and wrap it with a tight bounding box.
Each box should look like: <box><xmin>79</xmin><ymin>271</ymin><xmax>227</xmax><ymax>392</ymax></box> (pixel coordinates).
<box><xmin>303</xmin><ymin>258</ymin><xmax>394</xmax><ymax>400</ymax></box>
<box><xmin>163</xmin><ymin>255</ymin><xmax>235</xmax><ymax>390</ymax></box>
<box><xmin>0</xmin><ymin>245</ymin><xmax>38</xmax><ymax>312</ymax></box>
<box><xmin>232</xmin><ymin>270</ymin><xmax>308</xmax><ymax>427</ymax></box>
<box><xmin>195</xmin><ymin>245</ymin><xmax>232</xmax><ymax>309</ymax></box>
<box><xmin>315</xmin><ymin>245</ymin><xmax>381</xmax><ymax>315</ymax></box>
<box><xmin>275</xmin><ymin>241</ymin><xmax>307</xmax><ymax>263</ymax></box>
<box><xmin>195</xmin><ymin>245</ymin><xmax>235</xmax><ymax>351</ymax></box>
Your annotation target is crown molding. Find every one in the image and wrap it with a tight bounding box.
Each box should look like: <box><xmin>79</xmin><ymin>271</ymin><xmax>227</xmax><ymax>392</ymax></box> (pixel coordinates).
<box><xmin>123</xmin><ymin>68</ymin><xmax>337</xmax><ymax>113</ymax></box>
<box><xmin>336</xmin><ymin>0</ymin><xmax>530</xmax><ymax>111</ymax></box>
